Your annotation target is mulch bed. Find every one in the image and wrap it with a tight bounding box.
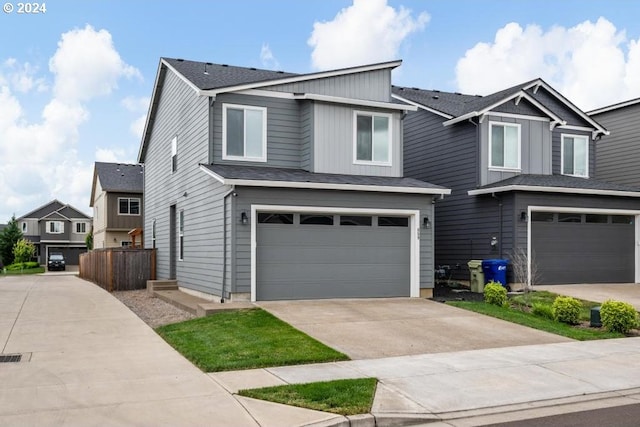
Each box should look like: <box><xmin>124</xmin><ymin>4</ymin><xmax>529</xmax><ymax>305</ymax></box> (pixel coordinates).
<box><xmin>431</xmin><ymin>281</ymin><xmax>485</xmax><ymax>303</ymax></box>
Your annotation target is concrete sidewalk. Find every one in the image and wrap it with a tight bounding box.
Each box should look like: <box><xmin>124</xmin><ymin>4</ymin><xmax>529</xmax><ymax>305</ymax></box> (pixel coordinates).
<box><xmin>212</xmin><ymin>338</ymin><xmax>640</xmax><ymax>426</ymax></box>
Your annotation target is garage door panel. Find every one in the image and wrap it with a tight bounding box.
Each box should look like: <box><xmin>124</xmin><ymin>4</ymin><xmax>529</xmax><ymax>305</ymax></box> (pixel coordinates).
<box><xmin>257</xmin><ymin>213</ymin><xmax>411</xmax><ymax>300</ymax></box>
<box><xmin>532</xmin><ymin>218</ymin><xmax>634</xmax><ymax>285</ymax></box>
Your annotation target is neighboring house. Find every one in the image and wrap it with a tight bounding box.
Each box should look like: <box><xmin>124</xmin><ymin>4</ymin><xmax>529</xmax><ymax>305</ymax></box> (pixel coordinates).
<box><xmin>90</xmin><ymin>162</ymin><xmax>144</xmax><ymax>248</ymax></box>
<box><xmin>138</xmin><ymin>58</ymin><xmax>449</xmax><ymax>302</ymax></box>
<box><xmin>588</xmin><ymin>98</ymin><xmax>640</xmax><ymax>187</ymax></box>
<box><xmin>393</xmin><ymin>80</ymin><xmax>640</xmax><ymax>285</ymax></box>
<box><xmin>17</xmin><ymin>200</ymin><xmax>92</xmax><ymax>265</ymax></box>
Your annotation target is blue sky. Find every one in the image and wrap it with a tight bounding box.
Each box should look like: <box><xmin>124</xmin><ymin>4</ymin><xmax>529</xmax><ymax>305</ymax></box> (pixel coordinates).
<box><xmin>1</xmin><ymin>0</ymin><xmax>640</xmax><ymax>221</ymax></box>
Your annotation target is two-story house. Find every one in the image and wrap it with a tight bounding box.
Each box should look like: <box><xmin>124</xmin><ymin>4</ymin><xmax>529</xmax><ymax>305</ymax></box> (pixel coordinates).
<box><xmin>17</xmin><ymin>200</ymin><xmax>92</xmax><ymax>265</ymax></box>
<box><xmin>90</xmin><ymin>162</ymin><xmax>144</xmax><ymax>248</ymax></box>
<box><xmin>138</xmin><ymin>58</ymin><xmax>449</xmax><ymax>302</ymax></box>
<box><xmin>589</xmin><ymin>97</ymin><xmax>640</xmax><ymax>188</ymax></box>
<box><xmin>393</xmin><ymin>80</ymin><xmax>640</xmax><ymax>286</ymax></box>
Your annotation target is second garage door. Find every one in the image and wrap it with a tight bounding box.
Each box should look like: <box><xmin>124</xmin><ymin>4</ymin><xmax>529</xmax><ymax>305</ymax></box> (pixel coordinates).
<box><xmin>256</xmin><ymin>212</ymin><xmax>411</xmax><ymax>300</ymax></box>
<box><xmin>531</xmin><ymin>212</ymin><xmax>635</xmax><ymax>284</ymax></box>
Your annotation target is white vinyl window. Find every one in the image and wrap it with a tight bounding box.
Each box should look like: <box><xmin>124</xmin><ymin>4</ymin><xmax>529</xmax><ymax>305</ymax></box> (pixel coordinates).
<box><xmin>222</xmin><ymin>104</ymin><xmax>267</xmax><ymax>162</ymax></box>
<box><xmin>489</xmin><ymin>122</ymin><xmax>521</xmax><ymax>170</ymax></box>
<box><xmin>171</xmin><ymin>136</ymin><xmax>177</xmax><ymax>173</ymax></box>
<box><xmin>75</xmin><ymin>222</ymin><xmax>86</xmax><ymax>233</ymax></box>
<box><xmin>354</xmin><ymin>111</ymin><xmax>392</xmax><ymax>165</ymax></box>
<box><xmin>118</xmin><ymin>198</ymin><xmax>141</xmax><ymax>215</ymax></box>
<box><xmin>178</xmin><ymin>210</ymin><xmax>184</xmax><ymax>261</ymax></box>
<box><xmin>21</xmin><ymin>222</ymin><xmax>27</xmax><ymax>233</ymax></box>
<box><xmin>561</xmin><ymin>134</ymin><xmax>589</xmax><ymax>177</ymax></box>
<box><xmin>47</xmin><ymin>221</ymin><xmax>64</xmax><ymax>234</ymax></box>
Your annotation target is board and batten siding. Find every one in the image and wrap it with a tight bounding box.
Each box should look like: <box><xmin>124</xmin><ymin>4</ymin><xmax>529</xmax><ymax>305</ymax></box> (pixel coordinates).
<box><xmin>480</xmin><ymin>115</ymin><xmax>552</xmax><ymax>186</ymax></box>
<box><xmin>592</xmin><ymin>103</ymin><xmax>640</xmax><ymax>187</ymax></box>
<box><xmin>231</xmin><ymin>186</ymin><xmax>435</xmax><ymax>295</ymax></box>
<box><xmin>266</xmin><ymin>68</ymin><xmax>392</xmax><ymax>102</ymax></box>
<box><xmin>312</xmin><ymin>102</ymin><xmax>402</xmax><ymax>177</ymax></box>
<box><xmin>143</xmin><ymin>67</ymin><xmax>227</xmax><ymax>295</ymax></box>
<box><xmin>210</xmin><ymin>93</ymin><xmax>302</xmax><ymax>169</ymax></box>
<box><xmin>106</xmin><ymin>192</ymin><xmax>143</xmax><ymax>230</ymax></box>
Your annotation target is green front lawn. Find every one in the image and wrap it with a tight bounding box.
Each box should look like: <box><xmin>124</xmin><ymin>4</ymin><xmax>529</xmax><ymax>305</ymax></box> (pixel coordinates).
<box><xmin>156</xmin><ymin>308</ymin><xmax>349</xmax><ymax>372</ymax></box>
<box><xmin>448</xmin><ymin>292</ymin><xmax>625</xmax><ymax>340</ymax></box>
<box><xmin>1</xmin><ymin>266</ymin><xmax>45</xmax><ymax>275</ymax></box>
<box><xmin>239</xmin><ymin>378</ymin><xmax>377</xmax><ymax>416</ymax></box>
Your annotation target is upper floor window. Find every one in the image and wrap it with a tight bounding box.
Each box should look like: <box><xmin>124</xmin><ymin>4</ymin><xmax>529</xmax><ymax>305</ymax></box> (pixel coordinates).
<box><xmin>171</xmin><ymin>136</ymin><xmax>178</xmax><ymax>173</ymax></box>
<box><xmin>21</xmin><ymin>222</ymin><xmax>27</xmax><ymax>233</ymax></box>
<box><xmin>119</xmin><ymin>198</ymin><xmax>140</xmax><ymax>215</ymax></box>
<box><xmin>47</xmin><ymin>221</ymin><xmax>64</xmax><ymax>234</ymax></box>
<box><xmin>75</xmin><ymin>222</ymin><xmax>87</xmax><ymax>234</ymax></box>
<box><xmin>561</xmin><ymin>134</ymin><xmax>588</xmax><ymax>177</ymax></box>
<box><xmin>222</xmin><ymin>104</ymin><xmax>267</xmax><ymax>162</ymax></box>
<box><xmin>489</xmin><ymin>122</ymin><xmax>520</xmax><ymax>170</ymax></box>
<box><xmin>354</xmin><ymin>111</ymin><xmax>391</xmax><ymax>165</ymax></box>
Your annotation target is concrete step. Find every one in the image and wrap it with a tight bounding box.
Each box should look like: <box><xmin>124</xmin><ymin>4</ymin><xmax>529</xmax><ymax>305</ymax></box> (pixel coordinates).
<box><xmin>153</xmin><ymin>289</ymin><xmax>203</xmax><ymax>315</ymax></box>
<box><xmin>196</xmin><ymin>301</ymin><xmax>254</xmax><ymax>317</ymax></box>
<box><xmin>147</xmin><ymin>280</ymin><xmax>178</xmax><ymax>293</ymax></box>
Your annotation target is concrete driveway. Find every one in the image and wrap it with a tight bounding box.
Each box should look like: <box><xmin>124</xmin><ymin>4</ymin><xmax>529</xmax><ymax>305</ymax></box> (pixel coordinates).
<box><xmin>536</xmin><ymin>283</ymin><xmax>640</xmax><ymax>310</ymax></box>
<box><xmin>258</xmin><ymin>298</ymin><xmax>571</xmax><ymax>360</ymax></box>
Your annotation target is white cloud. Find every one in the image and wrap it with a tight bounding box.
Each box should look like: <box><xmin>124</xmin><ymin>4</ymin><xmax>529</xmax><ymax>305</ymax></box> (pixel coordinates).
<box><xmin>260</xmin><ymin>43</ymin><xmax>280</xmax><ymax>70</ymax></box>
<box><xmin>121</xmin><ymin>95</ymin><xmax>149</xmax><ymax>112</ymax></box>
<box><xmin>455</xmin><ymin>17</ymin><xmax>640</xmax><ymax>110</ymax></box>
<box><xmin>130</xmin><ymin>115</ymin><xmax>147</xmax><ymax>140</ymax></box>
<box><xmin>308</xmin><ymin>0</ymin><xmax>429</xmax><ymax>70</ymax></box>
<box><xmin>0</xmin><ymin>25</ymin><xmax>140</xmax><ymax>221</ymax></box>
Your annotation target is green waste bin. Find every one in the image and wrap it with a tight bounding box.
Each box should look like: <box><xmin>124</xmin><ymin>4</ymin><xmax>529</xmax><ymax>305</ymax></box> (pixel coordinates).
<box><xmin>468</xmin><ymin>260</ymin><xmax>485</xmax><ymax>293</ymax></box>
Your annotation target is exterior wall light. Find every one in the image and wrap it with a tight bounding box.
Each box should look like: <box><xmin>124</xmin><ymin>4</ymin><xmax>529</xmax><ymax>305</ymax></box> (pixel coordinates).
<box><xmin>240</xmin><ymin>211</ymin><xmax>249</xmax><ymax>225</ymax></box>
<box><xmin>520</xmin><ymin>211</ymin><xmax>528</xmax><ymax>222</ymax></box>
<box><xmin>423</xmin><ymin>216</ymin><xmax>430</xmax><ymax>228</ymax></box>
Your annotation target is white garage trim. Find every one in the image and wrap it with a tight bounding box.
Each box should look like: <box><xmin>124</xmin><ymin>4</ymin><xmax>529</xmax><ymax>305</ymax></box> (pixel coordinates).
<box><xmin>526</xmin><ymin>206</ymin><xmax>640</xmax><ymax>285</ymax></box>
<box><xmin>250</xmin><ymin>204</ymin><xmax>421</xmax><ymax>302</ymax></box>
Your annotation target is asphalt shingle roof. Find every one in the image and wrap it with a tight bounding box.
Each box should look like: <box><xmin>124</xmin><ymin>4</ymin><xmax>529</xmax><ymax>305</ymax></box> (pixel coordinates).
<box><xmin>95</xmin><ymin>162</ymin><xmax>143</xmax><ymax>193</ymax></box>
<box><xmin>202</xmin><ymin>163</ymin><xmax>448</xmax><ymax>191</ymax></box>
<box><xmin>163</xmin><ymin>58</ymin><xmax>299</xmax><ymax>91</ymax></box>
<box><xmin>476</xmin><ymin>174</ymin><xmax>640</xmax><ymax>193</ymax></box>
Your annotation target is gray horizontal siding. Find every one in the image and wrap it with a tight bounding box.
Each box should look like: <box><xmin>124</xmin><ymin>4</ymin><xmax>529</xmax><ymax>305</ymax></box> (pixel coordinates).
<box><xmin>232</xmin><ymin>186</ymin><xmax>435</xmax><ymax>295</ymax></box>
<box><xmin>143</xmin><ymin>67</ymin><xmax>227</xmax><ymax>296</ymax></box>
<box><xmin>267</xmin><ymin>68</ymin><xmax>392</xmax><ymax>102</ymax></box>
<box><xmin>592</xmin><ymin>104</ymin><xmax>640</xmax><ymax>187</ymax></box>
<box><xmin>211</xmin><ymin>93</ymin><xmax>302</xmax><ymax>169</ymax></box>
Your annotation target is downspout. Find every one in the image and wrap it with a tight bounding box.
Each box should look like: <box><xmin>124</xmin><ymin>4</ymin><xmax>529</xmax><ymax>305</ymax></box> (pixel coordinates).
<box><xmin>492</xmin><ymin>192</ymin><xmax>503</xmax><ymax>258</ymax></box>
<box><xmin>221</xmin><ymin>186</ymin><xmax>236</xmax><ymax>303</ymax></box>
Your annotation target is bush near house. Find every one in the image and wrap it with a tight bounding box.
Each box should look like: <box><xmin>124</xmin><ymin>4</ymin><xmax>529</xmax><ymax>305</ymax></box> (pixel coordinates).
<box><xmin>600</xmin><ymin>300</ymin><xmax>639</xmax><ymax>334</ymax></box>
<box><xmin>552</xmin><ymin>296</ymin><xmax>582</xmax><ymax>325</ymax></box>
<box><xmin>484</xmin><ymin>281</ymin><xmax>507</xmax><ymax>307</ymax></box>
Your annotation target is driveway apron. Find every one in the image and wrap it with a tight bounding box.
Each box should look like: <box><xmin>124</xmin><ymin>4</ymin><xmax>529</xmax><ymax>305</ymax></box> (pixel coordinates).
<box><xmin>258</xmin><ymin>298</ymin><xmax>571</xmax><ymax>360</ymax></box>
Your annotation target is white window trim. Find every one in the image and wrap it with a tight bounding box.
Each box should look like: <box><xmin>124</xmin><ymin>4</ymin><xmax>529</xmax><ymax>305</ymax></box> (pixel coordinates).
<box><xmin>222</xmin><ymin>103</ymin><xmax>267</xmax><ymax>162</ymax></box>
<box><xmin>488</xmin><ymin>121</ymin><xmax>521</xmax><ymax>172</ymax></box>
<box><xmin>47</xmin><ymin>221</ymin><xmax>64</xmax><ymax>234</ymax></box>
<box><xmin>561</xmin><ymin>134</ymin><xmax>589</xmax><ymax>178</ymax></box>
<box><xmin>118</xmin><ymin>197</ymin><xmax>141</xmax><ymax>216</ymax></box>
<box><xmin>73</xmin><ymin>222</ymin><xmax>87</xmax><ymax>234</ymax></box>
<box><xmin>250</xmin><ymin>205</ymin><xmax>420</xmax><ymax>302</ymax></box>
<box><xmin>171</xmin><ymin>136</ymin><xmax>177</xmax><ymax>173</ymax></box>
<box><xmin>353</xmin><ymin>110</ymin><xmax>393</xmax><ymax>167</ymax></box>
<box><xmin>178</xmin><ymin>210</ymin><xmax>184</xmax><ymax>261</ymax></box>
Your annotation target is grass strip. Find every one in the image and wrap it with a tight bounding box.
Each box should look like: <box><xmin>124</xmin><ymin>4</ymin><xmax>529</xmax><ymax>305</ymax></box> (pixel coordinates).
<box><xmin>239</xmin><ymin>378</ymin><xmax>377</xmax><ymax>415</ymax></box>
<box><xmin>156</xmin><ymin>308</ymin><xmax>349</xmax><ymax>372</ymax></box>
<box><xmin>447</xmin><ymin>301</ymin><xmax>624</xmax><ymax>340</ymax></box>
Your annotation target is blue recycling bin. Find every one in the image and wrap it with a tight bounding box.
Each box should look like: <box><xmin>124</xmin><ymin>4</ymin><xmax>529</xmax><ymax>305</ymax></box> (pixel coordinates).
<box><xmin>482</xmin><ymin>259</ymin><xmax>509</xmax><ymax>288</ymax></box>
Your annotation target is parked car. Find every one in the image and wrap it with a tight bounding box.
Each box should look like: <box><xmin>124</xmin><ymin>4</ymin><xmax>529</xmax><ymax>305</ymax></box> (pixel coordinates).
<box><xmin>47</xmin><ymin>253</ymin><xmax>65</xmax><ymax>271</ymax></box>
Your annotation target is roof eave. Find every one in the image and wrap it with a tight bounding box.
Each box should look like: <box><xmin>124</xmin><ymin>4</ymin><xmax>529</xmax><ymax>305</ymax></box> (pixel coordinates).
<box><xmin>390</xmin><ymin>94</ymin><xmax>454</xmax><ymax>119</ymax></box>
<box><xmin>468</xmin><ymin>184</ymin><xmax>640</xmax><ymax>198</ymax></box>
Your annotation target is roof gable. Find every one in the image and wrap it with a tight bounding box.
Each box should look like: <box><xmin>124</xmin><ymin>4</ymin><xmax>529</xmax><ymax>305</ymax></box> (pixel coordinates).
<box><xmin>91</xmin><ymin>162</ymin><xmax>143</xmax><ymax>204</ymax></box>
<box><xmin>18</xmin><ymin>199</ymin><xmax>90</xmax><ymax>221</ymax></box>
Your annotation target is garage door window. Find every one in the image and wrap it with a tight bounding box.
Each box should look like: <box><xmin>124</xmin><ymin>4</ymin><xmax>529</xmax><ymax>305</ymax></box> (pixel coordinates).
<box><xmin>340</xmin><ymin>215</ymin><xmax>372</xmax><ymax>226</ymax></box>
<box><xmin>612</xmin><ymin>215</ymin><xmax>634</xmax><ymax>225</ymax></box>
<box><xmin>586</xmin><ymin>214</ymin><xmax>608</xmax><ymax>223</ymax></box>
<box><xmin>300</xmin><ymin>215</ymin><xmax>334</xmax><ymax>225</ymax></box>
<box><xmin>258</xmin><ymin>213</ymin><xmax>293</xmax><ymax>224</ymax></box>
<box><xmin>531</xmin><ymin>212</ymin><xmax>554</xmax><ymax>222</ymax></box>
<box><xmin>558</xmin><ymin>213</ymin><xmax>582</xmax><ymax>223</ymax></box>
<box><xmin>378</xmin><ymin>216</ymin><xmax>409</xmax><ymax>227</ymax></box>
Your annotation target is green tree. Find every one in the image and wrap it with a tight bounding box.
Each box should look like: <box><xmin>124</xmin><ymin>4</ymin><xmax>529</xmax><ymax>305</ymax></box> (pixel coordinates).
<box><xmin>13</xmin><ymin>238</ymin><xmax>36</xmax><ymax>263</ymax></box>
<box><xmin>0</xmin><ymin>216</ymin><xmax>23</xmax><ymax>266</ymax></box>
<box><xmin>85</xmin><ymin>229</ymin><xmax>93</xmax><ymax>250</ymax></box>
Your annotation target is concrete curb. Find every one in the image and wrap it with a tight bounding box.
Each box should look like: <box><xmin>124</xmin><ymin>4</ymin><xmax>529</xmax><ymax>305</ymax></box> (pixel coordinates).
<box><xmin>303</xmin><ymin>412</ymin><xmax>440</xmax><ymax>427</ymax></box>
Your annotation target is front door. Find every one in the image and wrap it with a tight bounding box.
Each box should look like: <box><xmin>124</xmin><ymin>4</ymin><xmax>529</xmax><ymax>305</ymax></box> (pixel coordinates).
<box><xmin>169</xmin><ymin>204</ymin><xmax>176</xmax><ymax>279</ymax></box>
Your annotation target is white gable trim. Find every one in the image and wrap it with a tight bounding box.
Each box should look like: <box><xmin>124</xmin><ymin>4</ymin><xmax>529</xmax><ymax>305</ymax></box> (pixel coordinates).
<box><xmin>589</xmin><ymin>97</ymin><xmax>640</xmax><ymax>115</ymax></box>
<box><xmin>390</xmin><ymin>94</ymin><xmax>454</xmax><ymax>119</ymax></box>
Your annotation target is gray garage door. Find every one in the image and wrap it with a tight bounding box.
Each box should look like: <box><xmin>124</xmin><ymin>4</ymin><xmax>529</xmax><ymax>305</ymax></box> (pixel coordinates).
<box><xmin>256</xmin><ymin>212</ymin><xmax>411</xmax><ymax>300</ymax></box>
<box><xmin>531</xmin><ymin>212</ymin><xmax>635</xmax><ymax>284</ymax></box>
<box><xmin>47</xmin><ymin>246</ymin><xmax>87</xmax><ymax>265</ymax></box>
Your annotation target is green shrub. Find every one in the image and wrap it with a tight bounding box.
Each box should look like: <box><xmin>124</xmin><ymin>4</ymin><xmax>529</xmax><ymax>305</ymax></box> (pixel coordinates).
<box><xmin>5</xmin><ymin>261</ymin><xmax>40</xmax><ymax>271</ymax></box>
<box><xmin>532</xmin><ymin>302</ymin><xmax>554</xmax><ymax>320</ymax></box>
<box><xmin>24</xmin><ymin>261</ymin><xmax>39</xmax><ymax>268</ymax></box>
<box><xmin>552</xmin><ymin>296</ymin><xmax>582</xmax><ymax>325</ymax></box>
<box><xmin>484</xmin><ymin>281</ymin><xmax>507</xmax><ymax>307</ymax></box>
<box><xmin>600</xmin><ymin>300</ymin><xmax>639</xmax><ymax>334</ymax></box>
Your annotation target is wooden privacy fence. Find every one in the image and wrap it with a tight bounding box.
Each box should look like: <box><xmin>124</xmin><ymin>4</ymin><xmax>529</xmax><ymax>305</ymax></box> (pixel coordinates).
<box><xmin>79</xmin><ymin>248</ymin><xmax>156</xmax><ymax>292</ymax></box>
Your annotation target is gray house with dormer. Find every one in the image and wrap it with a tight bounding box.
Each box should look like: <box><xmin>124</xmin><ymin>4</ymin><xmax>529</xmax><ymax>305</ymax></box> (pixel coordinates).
<box><xmin>393</xmin><ymin>80</ymin><xmax>640</xmax><ymax>285</ymax></box>
<box><xmin>137</xmin><ymin>58</ymin><xmax>449</xmax><ymax>302</ymax></box>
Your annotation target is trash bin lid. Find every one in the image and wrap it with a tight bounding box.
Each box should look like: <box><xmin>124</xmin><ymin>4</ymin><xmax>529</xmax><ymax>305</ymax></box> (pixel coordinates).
<box><xmin>482</xmin><ymin>258</ymin><xmax>509</xmax><ymax>266</ymax></box>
